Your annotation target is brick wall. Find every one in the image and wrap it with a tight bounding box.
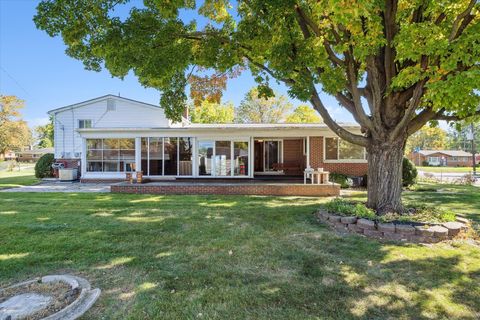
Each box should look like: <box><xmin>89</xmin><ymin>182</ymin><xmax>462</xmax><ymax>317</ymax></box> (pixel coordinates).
<box><xmin>309</xmin><ymin>137</ymin><xmax>368</xmax><ymax>176</ymax></box>
<box><xmin>407</xmin><ymin>152</ymin><xmax>473</xmax><ymax>167</ymax></box>
<box><xmin>111</xmin><ymin>182</ymin><xmax>340</xmax><ymax>197</ymax></box>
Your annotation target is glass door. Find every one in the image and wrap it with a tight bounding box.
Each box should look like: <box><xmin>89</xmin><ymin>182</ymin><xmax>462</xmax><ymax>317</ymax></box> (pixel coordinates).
<box><xmin>264</xmin><ymin>140</ymin><xmax>282</xmax><ymax>171</ymax></box>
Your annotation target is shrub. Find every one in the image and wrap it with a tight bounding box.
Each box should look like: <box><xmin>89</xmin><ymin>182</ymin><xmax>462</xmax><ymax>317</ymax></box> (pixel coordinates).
<box><xmin>329</xmin><ymin>173</ymin><xmax>350</xmax><ymax>188</ymax></box>
<box><xmin>421</xmin><ymin>160</ymin><xmax>429</xmax><ymax>166</ymax></box>
<box><xmin>402</xmin><ymin>157</ymin><xmax>418</xmax><ymax>187</ymax></box>
<box><xmin>35</xmin><ymin>153</ymin><xmax>55</xmax><ymax>178</ymax></box>
<box><xmin>324</xmin><ymin>198</ymin><xmax>375</xmax><ymax>219</ymax></box>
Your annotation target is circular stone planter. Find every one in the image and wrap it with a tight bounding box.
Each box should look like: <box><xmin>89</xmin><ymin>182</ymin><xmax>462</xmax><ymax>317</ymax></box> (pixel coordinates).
<box><xmin>316</xmin><ymin>210</ymin><xmax>473</xmax><ymax>243</ymax></box>
<box><xmin>0</xmin><ymin>275</ymin><xmax>100</xmax><ymax>320</ymax></box>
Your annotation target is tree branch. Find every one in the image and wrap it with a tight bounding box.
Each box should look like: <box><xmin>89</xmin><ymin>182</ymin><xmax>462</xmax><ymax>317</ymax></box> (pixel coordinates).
<box><xmin>449</xmin><ymin>0</ymin><xmax>476</xmax><ymax>41</ymax></box>
<box><xmin>310</xmin><ymin>86</ymin><xmax>368</xmax><ymax>147</ymax></box>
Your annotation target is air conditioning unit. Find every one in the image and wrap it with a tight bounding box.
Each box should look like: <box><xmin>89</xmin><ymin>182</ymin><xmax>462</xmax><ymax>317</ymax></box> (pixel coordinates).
<box><xmin>59</xmin><ymin>168</ymin><xmax>78</xmax><ymax>181</ymax></box>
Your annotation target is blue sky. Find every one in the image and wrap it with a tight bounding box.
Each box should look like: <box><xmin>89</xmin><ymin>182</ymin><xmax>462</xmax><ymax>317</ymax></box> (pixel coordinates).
<box><xmin>1</xmin><ymin>0</ymin><xmax>353</xmax><ymax>128</ymax></box>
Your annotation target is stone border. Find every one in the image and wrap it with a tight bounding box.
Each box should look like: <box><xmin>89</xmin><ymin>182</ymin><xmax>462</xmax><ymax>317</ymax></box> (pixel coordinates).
<box><xmin>316</xmin><ymin>210</ymin><xmax>472</xmax><ymax>243</ymax></box>
<box><xmin>0</xmin><ymin>274</ymin><xmax>100</xmax><ymax>320</ymax></box>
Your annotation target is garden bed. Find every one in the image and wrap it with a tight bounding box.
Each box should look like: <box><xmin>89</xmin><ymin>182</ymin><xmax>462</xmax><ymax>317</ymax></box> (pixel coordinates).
<box><xmin>316</xmin><ymin>198</ymin><xmax>473</xmax><ymax>243</ymax></box>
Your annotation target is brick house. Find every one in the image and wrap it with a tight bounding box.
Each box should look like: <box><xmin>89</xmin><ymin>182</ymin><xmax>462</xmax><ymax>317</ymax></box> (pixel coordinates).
<box><xmin>407</xmin><ymin>150</ymin><xmax>474</xmax><ymax>167</ymax></box>
<box><xmin>48</xmin><ymin>95</ymin><xmax>367</xmax><ymax>182</ymax></box>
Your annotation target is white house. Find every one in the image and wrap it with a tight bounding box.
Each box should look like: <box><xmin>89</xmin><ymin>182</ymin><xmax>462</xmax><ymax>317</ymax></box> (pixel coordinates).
<box><xmin>48</xmin><ymin>94</ymin><xmax>368</xmax><ymax>181</ymax></box>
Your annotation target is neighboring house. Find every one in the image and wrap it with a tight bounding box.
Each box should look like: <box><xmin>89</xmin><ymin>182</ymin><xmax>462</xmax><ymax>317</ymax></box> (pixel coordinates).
<box><xmin>48</xmin><ymin>95</ymin><xmax>368</xmax><ymax>181</ymax></box>
<box><xmin>408</xmin><ymin>150</ymin><xmax>474</xmax><ymax>167</ymax></box>
<box><xmin>0</xmin><ymin>150</ymin><xmax>16</xmax><ymax>161</ymax></box>
<box><xmin>16</xmin><ymin>147</ymin><xmax>54</xmax><ymax>162</ymax></box>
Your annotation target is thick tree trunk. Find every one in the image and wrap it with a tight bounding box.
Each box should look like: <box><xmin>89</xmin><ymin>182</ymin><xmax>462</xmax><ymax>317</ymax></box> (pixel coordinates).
<box><xmin>366</xmin><ymin>139</ymin><xmax>405</xmax><ymax>214</ymax></box>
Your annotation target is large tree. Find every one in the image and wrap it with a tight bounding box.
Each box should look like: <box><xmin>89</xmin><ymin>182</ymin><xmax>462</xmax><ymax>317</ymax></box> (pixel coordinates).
<box><xmin>236</xmin><ymin>88</ymin><xmax>292</xmax><ymax>123</ymax></box>
<box><xmin>0</xmin><ymin>95</ymin><xmax>32</xmax><ymax>156</ymax></box>
<box><xmin>35</xmin><ymin>115</ymin><xmax>54</xmax><ymax>148</ymax></box>
<box><xmin>34</xmin><ymin>0</ymin><xmax>480</xmax><ymax>213</ymax></box>
<box><xmin>190</xmin><ymin>100</ymin><xmax>235</xmax><ymax>123</ymax></box>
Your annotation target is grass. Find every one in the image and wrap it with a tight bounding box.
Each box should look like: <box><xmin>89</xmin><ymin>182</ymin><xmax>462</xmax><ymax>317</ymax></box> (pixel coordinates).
<box><xmin>417</xmin><ymin>166</ymin><xmax>477</xmax><ymax>173</ymax></box>
<box><xmin>0</xmin><ymin>168</ymin><xmax>38</xmax><ymax>190</ymax></box>
<box><xmin>0</xmin><ymin>185</ymin><xmax>479</xmax><ymax>319</ymax></box>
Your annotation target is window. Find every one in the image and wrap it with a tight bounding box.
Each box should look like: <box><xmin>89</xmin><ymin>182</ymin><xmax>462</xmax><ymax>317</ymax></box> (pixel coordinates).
<box><xmin>140</xmin><ymin>137</ymin><xmax>194</xmax><ymax>176</ymax></box>
<box><xmin>86</xmin><ymin>138</ymin><xmax>135</xmax><ymax>172</ymax></box>
<box><xmin>78</xmin><ymin>119</ymin><xmax>92</xmax><ymax>128</ymax></box>
<box><xmin>324</xmin><ymin>137</ymin><xmax>366</xmax><ymax>161</ymax></box>
<box><xmin>198</xmin><ymin>140</ymin><xmax>249</xmax><ymax>177</ymax></box>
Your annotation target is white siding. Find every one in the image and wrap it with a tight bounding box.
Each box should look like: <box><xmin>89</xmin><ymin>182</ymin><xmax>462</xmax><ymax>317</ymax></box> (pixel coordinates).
<box><xmin>52</xmin><ymin>97</ymin><xmax>169</xmax><ymax>158</ymax></box>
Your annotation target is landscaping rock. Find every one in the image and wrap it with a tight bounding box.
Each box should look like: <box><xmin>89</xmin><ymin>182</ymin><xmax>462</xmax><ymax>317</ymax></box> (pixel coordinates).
<box><xmin>347</xmin><ymin>224</ymin><xmax>362</xmax><ymax>233</ymax></box>
<box><xmin>341</xmin><ymin>216</ymin><xmax>357</xmax><ymax>224</ymax></box>
<box><xmin>328</xmin><ymin>215</ymin><xmax>342</xmax><ymax>223</ymax></box>
<box><xmin>378</xmin><ymin>223</ymin><xmax>395</xmax><ymax>233</ymax></box>
<box><xmin>427</xmin><ymin>225</ymin><xmax>449</xmax><ymax>238</ymax></box>
<box><xmin>455</xmin><ymin>216</ymin><xmax>469</xmax><ymax>224</ymax></box>
<box><xmin>357</xmin><ymin>218</ymin><xmax>375</xmax><ymax>230</ymax></box>
<box><xmin>395</xmin><ymin>224</ymin><xmax>416</xmax><ymax>235</ymax></box>
<box><xmin>441</xmin><ymin>222</ymin><xmax>464</xmax><ymax>236</ymax></box>
<box><xmin>415</xmin><ymin>226</ymin><xmax>435</xmax><ymax>237</ymax></box>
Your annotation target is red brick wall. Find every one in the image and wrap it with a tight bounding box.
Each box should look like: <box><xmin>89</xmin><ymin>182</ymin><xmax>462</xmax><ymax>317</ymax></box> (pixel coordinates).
<box><xmin>111</xmin><ymin>183</ymin><xmax>340</xmax><ymax>197</ymax></box>
<box><xmin>407</xmin><ymin>152</ymin><xmax>472</xmax><ymax>167</ymax></box>
<box><xmin>309</xmin><ymin>137</ymin><xmax>368</xmax><ymax>176</ymax></box>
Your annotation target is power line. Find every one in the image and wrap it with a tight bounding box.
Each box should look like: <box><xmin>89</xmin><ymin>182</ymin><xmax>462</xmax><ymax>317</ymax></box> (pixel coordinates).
<box><xmin>0</xmin><ymin>65</ymin><xmax>31</xmax><ymax>97</ymax></box>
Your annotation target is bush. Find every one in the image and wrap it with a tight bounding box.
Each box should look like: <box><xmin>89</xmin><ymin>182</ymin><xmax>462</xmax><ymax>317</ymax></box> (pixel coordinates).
<box><xmin>402</xmin><ymin>157</ymin><xmax>417</xmax><ymax>187</ymax></box>
<box><xmin>35</xmin><ymin>153</ymin><xmax>55</xmax><ymax>178</ymax></box>
<box><xmin>329</xmin><ymin>173</ymin><xmax>350</xmax><ymax>188</ymax></box>
<box><xmin>324</xmin><ymin>198</ymin><xmax>376</xmax><ymax>219</ymax></box>
<box><xmin>421</xmin><ymin>160</ymin><xmax>429</xmax><ymax>166</ymax></box>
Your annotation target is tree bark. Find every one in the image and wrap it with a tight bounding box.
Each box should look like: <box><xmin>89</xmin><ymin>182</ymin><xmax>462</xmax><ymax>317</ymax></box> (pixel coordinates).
<box><xmin>366</xmin><ymin>139</ymin><xmax>405</xmax><ymax>214</ymax></box>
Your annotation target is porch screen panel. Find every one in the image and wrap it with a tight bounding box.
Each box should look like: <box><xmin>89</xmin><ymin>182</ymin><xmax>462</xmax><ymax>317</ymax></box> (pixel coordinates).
<box><xmin>234</xmin><ymin>141</ymin><xmax>249</xmax><ymax>176</ymax></box>
<box><xmin>198</xmin><ymin>141</ymin><xmax>213</xmax><ymax>176</ymax></box>
<box><xmin>178</xmin><ymin>137</ymin><xmax>193</xmax><ymax>176</ymax></box>
<box><xmin>164</xmin><ymin>137</ymin><xmax>178</xmax><ymax>175</ymax></box>
<box><xmin>149</xmin><ymin>138</ymin><xmax>163</xmax><ymax>175</ymax></box>
<box><xmin>86</xmin><ymin>138</ymin><xmax>135</xmax><ymax>172</ymax></box>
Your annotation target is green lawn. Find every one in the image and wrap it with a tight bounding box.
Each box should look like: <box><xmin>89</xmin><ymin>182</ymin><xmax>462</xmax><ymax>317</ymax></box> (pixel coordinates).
<box><xmin>0</xmin><ymin>186</ymin><xmax>479</xmax><ymax>319</ymax></box>
<box><xmin>0</xmin><ymin>168</ymin><xmax>38</xmax><ymax>190</ymax></box>
<box><xmin>417</xmin><ymin>166</ymin><xmax>477</xmax><ymax>173</ymax></box>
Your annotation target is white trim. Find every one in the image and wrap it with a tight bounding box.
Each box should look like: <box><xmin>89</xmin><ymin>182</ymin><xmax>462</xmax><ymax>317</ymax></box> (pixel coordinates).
<box><xmin>306</xmin><ymin>136</ymin><xmax>310</xmax><ymax>168</ymax></box>
<box><xmin>135</xmin><ymin>138</ymin><xmax>141</xmax><ymax>175</ymax></box>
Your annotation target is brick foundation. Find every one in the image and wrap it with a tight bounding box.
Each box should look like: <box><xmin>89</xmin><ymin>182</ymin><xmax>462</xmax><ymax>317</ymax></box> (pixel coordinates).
<box><xmin>111</xmin><ymin>182</ymin><xmax>340</xmax><ymax>196</ymax></box>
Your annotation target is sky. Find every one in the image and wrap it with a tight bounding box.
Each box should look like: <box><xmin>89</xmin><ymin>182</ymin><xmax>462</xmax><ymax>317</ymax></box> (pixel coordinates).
<box><xmin>0</xmin><ymin>0</ymin><xmax>377</xmax><ymax>130</ymax></box>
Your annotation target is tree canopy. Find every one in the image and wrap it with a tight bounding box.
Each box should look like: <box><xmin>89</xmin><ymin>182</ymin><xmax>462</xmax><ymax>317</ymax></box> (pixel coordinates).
<box><xmin>0</xmin><ymin>95</ymin><xmax>32</xmax><ymax>155</ymax></box>
<box><xmin>236</xmin><ymin>88</ymin><xmax>292</xmax><ymax>123</ymax></box>
<box><xmin>286</xmin><ymin>105</ymin><xmax>322</xmax><ymax>123</ymax></box>
<box><xmin>405</xmin><ymin>125</ymin><xmax>447</xmax><ymax>154</ymax></box>
<box><xmin>189</xmin><ymin>100</ymin><xmax>235</xmax><ymax>123</ymax></box>
<box><xmin>35</xmin><ymin>115</ymin><xmax>54</xmax><ymax>148</ymax></box>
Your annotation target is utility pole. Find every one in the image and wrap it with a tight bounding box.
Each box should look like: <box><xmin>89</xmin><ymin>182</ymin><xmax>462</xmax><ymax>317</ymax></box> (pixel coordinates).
<box><xmin>471</xmin><ymin>123</ymin><xmax>477</xmax><ymax>176</ymax></box>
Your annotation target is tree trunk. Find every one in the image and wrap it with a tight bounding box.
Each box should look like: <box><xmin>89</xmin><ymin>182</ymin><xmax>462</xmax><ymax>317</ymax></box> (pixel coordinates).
<box><xmin>366</xmin><ymin>139</ymin><xmax>405</xmax><ymax>214</ymax></box>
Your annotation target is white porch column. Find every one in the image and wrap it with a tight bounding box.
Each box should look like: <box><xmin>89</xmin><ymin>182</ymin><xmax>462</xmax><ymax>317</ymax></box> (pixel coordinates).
<box><xmin>249</xmin><ymin>137</ymin><xmax>254</xmax><ymax>178</ymax></box>
<box><xmin>135</xmin><ymin>137</ymin><xmax>142</xmax><ymax>176</ymax></box>
<box><xmin>306</xmin><ymin>136</ymin><xmax>310</xmax><ymax>168</ymax></box>
<box><xmin>81</xmin><ymin>138</ymin><xmax>87</xmax><ymax>177</ymax></box>
<box><xmin>192</xmin><ymin>137</ymin><xmax>198</xmax><ymax>177</ymax></box>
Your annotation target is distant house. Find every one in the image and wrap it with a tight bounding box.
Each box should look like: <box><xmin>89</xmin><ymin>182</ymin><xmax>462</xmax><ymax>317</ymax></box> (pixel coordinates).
<box><xmin>16</xmin><ymin>147</ymin><xmax>54</xmax><ymax>162</ymax></box>
<box><xmin>408</xmin><ymin>150</ymin><xmax>474</xmax><ymax>167</ymax></box>
<box><xmin>47</xmin><ymin>95</ymin><xmax>368</xmax><ymax>182</ymax></box>
<box><xmin>0</xmin><ymin>150</ymin><xmax>17</xmax><ymax>161</ymax></box>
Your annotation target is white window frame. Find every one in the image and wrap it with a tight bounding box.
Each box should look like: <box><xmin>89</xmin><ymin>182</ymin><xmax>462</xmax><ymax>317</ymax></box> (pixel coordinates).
<box><xmin>323</xmin><ymin>136</ymin><xmax>367</xmax><ymax>163</ymax></box>
<box><xmin>78</xmin><ymin>119</ymin><xmax>92</xmax><ymax>129</ymax></box>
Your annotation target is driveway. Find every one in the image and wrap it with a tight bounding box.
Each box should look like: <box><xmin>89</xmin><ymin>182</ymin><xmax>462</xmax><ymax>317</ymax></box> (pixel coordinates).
<box><xmin>0</xmin><ymin>181</ymin><xmax>111</xmax><ymax>193</ymax></box>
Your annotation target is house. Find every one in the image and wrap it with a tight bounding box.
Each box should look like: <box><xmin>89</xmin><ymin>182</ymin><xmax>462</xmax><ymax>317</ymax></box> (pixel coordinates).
<box><xmin>408</xmin><ymin>150</ymin><xmax>474</xmax><ymax>167</ymax></box>
<box><xmin>0</xmin><ymin>150</ymin><xmax>16</xmax><ymax>161</ymax></box>
<box><xmin>16</xmin><ymin>147</ymin><xmax>54</xmax><ymax>162</ymax></box>
<box><xmin>48</xmin><ymin>95</ymin><xmax>368</xmax><ymax>182</ymax></box>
